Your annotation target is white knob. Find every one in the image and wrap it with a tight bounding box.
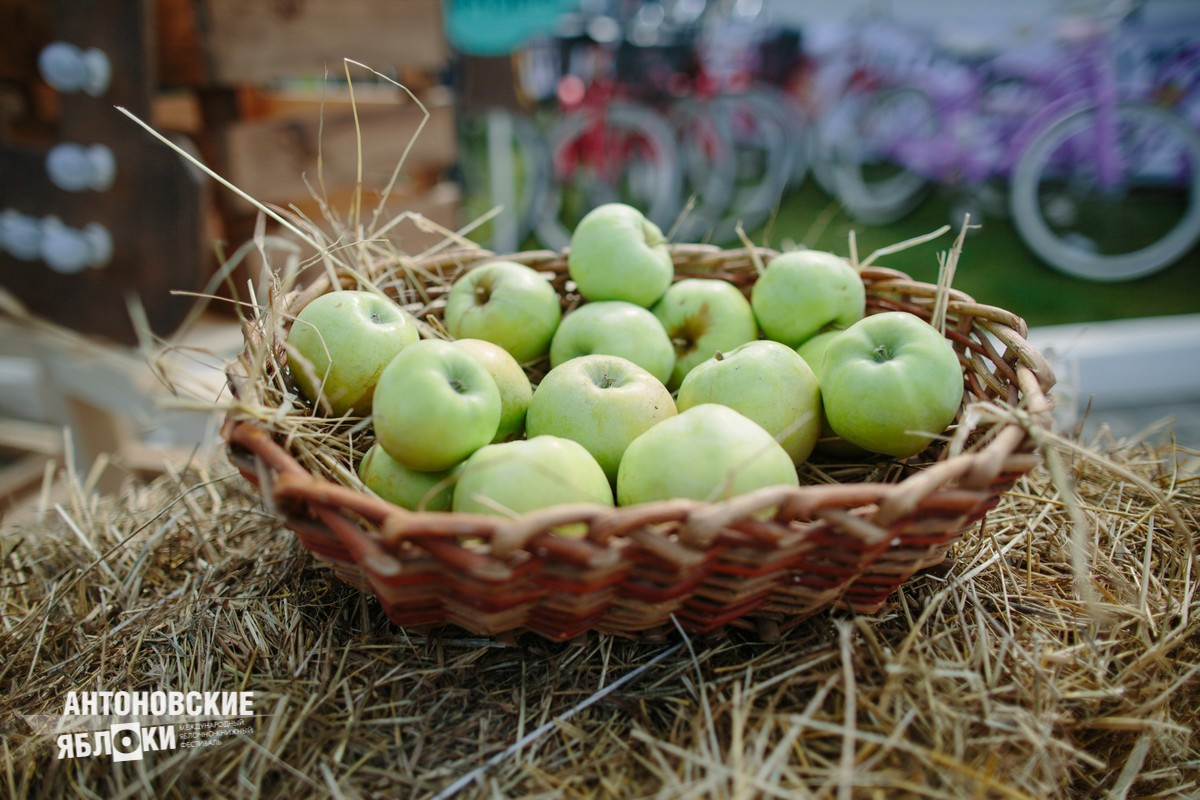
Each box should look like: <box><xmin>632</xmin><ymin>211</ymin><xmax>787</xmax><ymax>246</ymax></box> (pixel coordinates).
<box><xmin>38</xmin><ymin>42</ymin><xmax>111</xmax><ymax>96</ymax></box>
<box><xmin>46</xmin><ymin>143</ymin><xmax>116</xmax><ymax>192</ymax></box>
<box><xmin>0</xmin><ymin>209</ymin><xmax>43</xmax><ymax>261</ymax></box>
<box><xmin>40</xmin><ymin>217</ymin><xmax>112</xmax><ymax>274</ymax></box>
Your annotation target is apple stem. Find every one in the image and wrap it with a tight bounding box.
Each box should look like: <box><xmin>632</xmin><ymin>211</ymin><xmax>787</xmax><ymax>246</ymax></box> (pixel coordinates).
<box><xmin>714</xmin><ymin>351</ymin><xmax>725</xmax><ymax>361</ymax></box>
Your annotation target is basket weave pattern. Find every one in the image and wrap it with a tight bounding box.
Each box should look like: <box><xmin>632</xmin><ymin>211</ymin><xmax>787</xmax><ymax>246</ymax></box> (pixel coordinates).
<box><xmin>223</xmin><ymin>245</ymin><xmax>1055</xmax><ymax>640</ymax></box>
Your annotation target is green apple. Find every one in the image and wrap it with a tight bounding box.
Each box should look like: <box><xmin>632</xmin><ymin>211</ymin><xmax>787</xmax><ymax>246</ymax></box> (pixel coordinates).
<box><xmin>286</xmin><ymin>290</ymin><xmax>419</xmax><ymax>416</ymax></box>
<box><xmin>358</xmin><ymin>443</ymin><xmax>457</xmax><ymax>511</ymax></box>
<box><xmin>453</xmin><ymin>435</ymin><xmax>614</xmax><ymax>524</ymax></box>
<box><xmin>567</xmin><ymin>203</ymin><xmax>674</xmax><ymax>307</ymax></box>
<box><xmin>617</xmin><ymin>404</ymin><xmax>799</xmax><ymax>506</ymax></box>
<box><xmin>750</xmin><ymin>249</ymin><xmax>865</xmax><ymax>348</ymax></box>
<box><xmin>444</xmin><ymin>260</ymin><xmax>562</xmax><ymax>363</ymax></box>
<box><xmin>794</xmin><ymin>329</ymin><xmax>842</xmax><ymax>375</ymax></box>
<box><xmin>452</xmin><ymin>338</ymin><xmax>533</xmax><ymax>442</ymax></box>
<box><xmin>372</xmin><ymin>339</ymin><xmax>501</xmax><ymax>471</ymax></box>
<box><xmin>650</xmin><ymin>278</ymin><xmax>759</xmax><ymax>389</ymax></box>
<box><xmin>526</xmin><ymin>354</ymin><xmax>676</xmax><ymax>483</ymax></box>
<box><xmin>795</xmin><ymin>330</ymin><xmax>869</xmax><ymax>459</ymax></box>
<box><xmin>549</xmin><ymin>301</ymin><xmax>676</xmax><ymax>386</ymax></box>
<box><xmin>820</xmin><ymin>311</ymin><xmax>964</xmax><ymax>458</ymax></box>
<box><xmin>676</xmin><ymin>340</ymin><xmax>821</xmax><ymax>466</ymax></box>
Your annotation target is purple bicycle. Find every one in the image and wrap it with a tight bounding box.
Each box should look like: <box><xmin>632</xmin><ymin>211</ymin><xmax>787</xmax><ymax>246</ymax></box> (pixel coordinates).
<box><xmin>829</xmin><ymin>3</ymin><xmax>1200</xmax><ymax>281</ymax></box>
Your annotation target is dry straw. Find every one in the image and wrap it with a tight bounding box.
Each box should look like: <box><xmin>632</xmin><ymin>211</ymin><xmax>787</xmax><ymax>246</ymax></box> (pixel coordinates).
<box><xmin>1</xmin><ymin>427</ymin><xmax>1196</xmax><ymax>797</ymax></box>
<box><xmin>2</xmin><ymin>62</ymin><xmax>1195</xmax><ymax>796</ymax></box>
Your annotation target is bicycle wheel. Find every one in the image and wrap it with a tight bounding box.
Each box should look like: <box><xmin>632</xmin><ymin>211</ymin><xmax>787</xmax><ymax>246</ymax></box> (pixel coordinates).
<box><xmin>456</xmin><ymin>108</ymin><xmax>551</xmax><ymax>253</ymax></box>
<box><xmin>536</xmin><ymin>101</ymin><xmax>683</xmax><ymax>251</ymax></box>
<box><xmin>691</xmin><ymin>90</ymin><xmax>797</xmax><ymax>244</ymax></box>
<box><xmin>670</xmin><ymin>98</ymin><xmax>738</xmax><ymax>243</ymax></box>
<box><xmin>825</xmin><ymin>86</ymin><xmax>934</xmax><ymax>225</ymax></box>
<box><xmin>1010</xmin><ymin>102</ymin><xmax>1200</xmax><ymax>281</ymax></box>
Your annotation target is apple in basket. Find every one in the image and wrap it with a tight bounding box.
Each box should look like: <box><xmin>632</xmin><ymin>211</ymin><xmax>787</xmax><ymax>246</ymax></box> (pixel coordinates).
<box><xmin>751</xmin><ymin>249</ymin><xmax>865</xmax><ymax>348</ymax></box>
<box><xmin>650</xmin><ymin>278</ymin><xmax>759</xmax><ymax>389</ymax></box>
<box><xmin>549</xmin><ymin>300</ymin><xmax>676</xmax><ymax>386</ymax></box>
<box><xmin>796</xmin><ymin>330</ymin><xmax>870</xmax><ymax>459</ymax></box>
<box><xmin>358</xmin><ymin>443</ymin><xmax>457</xmax><ymax>512</ymax></box>
<box><xmin>286</xmin><ymin>290</ymin><xmax>419</xmax><ymax>417</ymax></box>
<box><xmin>818</xmin><ymin>311</ymin><xmax>965</xmax><ymax>458</ymax></box>
<box><xmin>676</xmin><ymin>340</ymin><xmax>822</xmax><ymax>466</ymax></box>
<box><xmin>444</xmin><ymin>260</ymin><xmax>562</xmax><ymax>363</ymax></box>
<box><xmin>525</xmin><ymin>354</ymin><xmax>677</xmax><ymax>483</ymax></box>
<box><xmin>452</xmin><ymin>338</ymin><xmax>534</xmax><ymax>442</ymax></box>
<box><xmin>372</xmin><ymin>339</ymin><xmax>502</xmax><ymax>472</ymax></box>
<box><xmin>452</xmin><ymin>435</ymin><xmax>614</xmax><ymax>526</ymax></box>
<box><xmin>567</xmin><ymin>202</ymin><xmax>674</xmax><ymax>308</ymax></box>
<box><xmin>617</xmin><ymin>403</ymin><xmax>799</xmax><ymax>507</ymax></box>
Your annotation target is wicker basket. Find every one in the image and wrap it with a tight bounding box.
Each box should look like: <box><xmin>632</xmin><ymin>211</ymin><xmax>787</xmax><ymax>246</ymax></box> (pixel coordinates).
<box><xmin>222</xmin><ymin>244</ymin><xmax>1056</xmax><ymax>641</ymax></box>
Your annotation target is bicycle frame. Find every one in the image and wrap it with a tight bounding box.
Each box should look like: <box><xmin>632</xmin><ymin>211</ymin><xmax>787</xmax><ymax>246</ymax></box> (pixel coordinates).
<box><xmin>1006</xmin><ymin>18</ymin><xmax>1126</xmax><ymax>193</ymax></box>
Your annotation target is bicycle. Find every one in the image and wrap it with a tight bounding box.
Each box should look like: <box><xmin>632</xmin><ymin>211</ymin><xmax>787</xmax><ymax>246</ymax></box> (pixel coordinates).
<box><xmin>1007</xmin><ymin>9</ymin><xmax>1200</xmax><ymax>280</ymax></box>
<box><xmin>805</xmin><ymin>13</ymin><xmax>940</xmax><ymax>224</ymax></box>
<box><xmin>533</xmin><ymin>7</ymin><xmax>684</xmax><ymax>251</ymax></box>
<box><xmin>824</xmin><ymin>3</ymin><xmax>1200</xmax><ymax>280</ymax></box>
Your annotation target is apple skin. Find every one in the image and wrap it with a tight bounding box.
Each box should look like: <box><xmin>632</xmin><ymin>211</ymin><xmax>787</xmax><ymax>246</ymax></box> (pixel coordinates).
<box><xmin>444</xmin><ymin>260</ymin><xmax>562</xmax><ymax>363</ymax></box>
<box><xmin>452</xmin><ymin>338</ymin><xmax>533</xmax><ymax>442</ymax></box>
<box><xmin>676</xmin><ymin>340</ymin><xmax>821</xmax><ymax>466</ymax></box>
<box><xmin>616</xmin><ymin>403</ymin><xmax>799</xmax><ymax>506</ymax></box>
<box><xmin>287</xmin><ymin>290</ymin><xmax>419</xmax><ymax>416</ymax></box>
<box><xmin>795</xmin><ymin>330</ymin><xmax>870</xmax><ymax>459</ymax></box>
<box><xmin>372</xmin><ymin>339</ymin><xmax>502</xmax><ymax>471</ymax></box>
<box><xmin>549</xmin><ymin>301</ymin><xmax>676</xmax><ymax>386</ymax></box>
<box><xmin>358</xmin><ymin>443</ymin><xmax>457</xmax><ymax>511</ymax></box>
<box><xmin>650</xmin><ymin>278</ymin><xmax>759</xmax><ymax>389</ymax></box>
<box><xmin>452</xmin><ymin>435</ymin><xmax>614</xmax><ymax>523</ymax></box>
<box><xmin>526</xmin><ymin>354</ymin><xmax>677</xmax><ymax>483</ymax></box>
<box><xmin>567</xmin><ymin>203</ymin><xmax>674</xmax><ymax>307</ymax></box>
<box><xmin>750</xmin><ymin>250</ymin><xmax>865</xmax><ymax>348</ymax></box>
<box><xmin>819</xmin><ymin>311</ymin><xmax>964</xmax><ymax>458</ymax></box>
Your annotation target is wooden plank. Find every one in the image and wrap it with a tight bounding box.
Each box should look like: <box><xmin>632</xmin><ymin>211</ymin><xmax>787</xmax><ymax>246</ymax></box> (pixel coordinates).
<box><xmin>0</xmin><ymin>0</ymin><xmax>51</xmax><ymax>84</ymax></box>
<box><xmin>0</xmin><ymin>0</ymin><xmax>212</xmax><ymax>344</ymax></box>
<box><xmin>158</xmin><ymin>0</ymin><xmax>448</xmax><ymax>86</ymax></box>
<box><xmin>221</xmin><ymin>90</ymin><xmax>456</xmax><ymax>213</ymax></box>
<box><xmin>0</xmin><ymin>418</ymin><xmax>63</xmax><ymax>457</ymax></box>
<box><xmin>0</xmin><ymin>453</ymin><xmax>53</xmax><ymax>505</ymax></box>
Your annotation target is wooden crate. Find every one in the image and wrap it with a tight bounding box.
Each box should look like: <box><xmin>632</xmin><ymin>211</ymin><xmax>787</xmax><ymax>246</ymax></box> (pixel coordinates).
<box><xmin>157</xmin><ymin>0</ymin><xmax>461</xmax><ymax>283</ymax></box>
<box><xmin>0</xmin><ymin>0</ymin><xmax>458</xmax><ymax>343</ymax></box>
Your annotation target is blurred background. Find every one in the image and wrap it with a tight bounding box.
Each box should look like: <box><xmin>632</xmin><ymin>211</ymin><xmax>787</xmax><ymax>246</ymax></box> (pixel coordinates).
<box><xmin>0</xmin><ymin>0</ymin><xmax>1197</xmax><ymax>503</ymax></box>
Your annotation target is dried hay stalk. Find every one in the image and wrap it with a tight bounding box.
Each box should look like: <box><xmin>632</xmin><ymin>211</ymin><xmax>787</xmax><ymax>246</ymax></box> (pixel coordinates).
<box><xmin>0</xmin><ymin>430</ymin><xmax>1196</xmax><ymax>798</ymax></box>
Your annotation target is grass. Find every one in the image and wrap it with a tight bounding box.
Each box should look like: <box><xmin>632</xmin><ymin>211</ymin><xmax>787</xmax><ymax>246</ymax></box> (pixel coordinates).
<box><xmin>750</xmin><ymin>179</ymin><xmax>1200</xmax><ymax>328</ymax></box>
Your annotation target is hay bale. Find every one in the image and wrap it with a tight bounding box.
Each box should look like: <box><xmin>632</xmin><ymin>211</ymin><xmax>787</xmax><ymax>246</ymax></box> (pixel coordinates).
<box><xmin>1</xmin><ymin>429</ymin><xmax>1196</xmax><ymax>798</ymax></box>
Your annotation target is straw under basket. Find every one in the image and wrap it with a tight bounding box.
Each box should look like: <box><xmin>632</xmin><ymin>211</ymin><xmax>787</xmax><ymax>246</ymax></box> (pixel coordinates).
<box><xmin>222</xmin><ymin>244</ymin><xmax>1056</xmax><ymax>641</ymax></box>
